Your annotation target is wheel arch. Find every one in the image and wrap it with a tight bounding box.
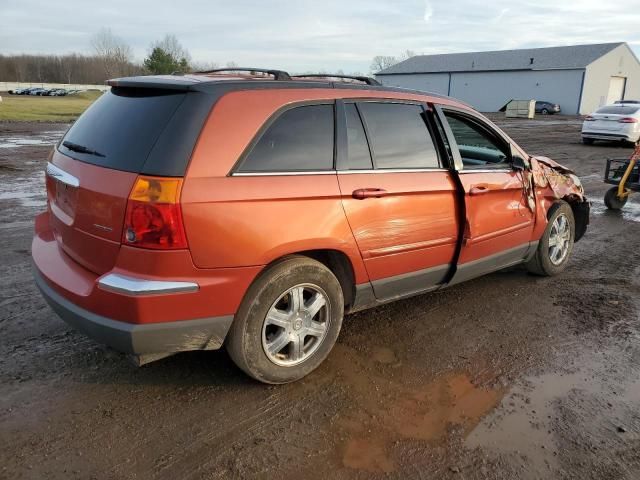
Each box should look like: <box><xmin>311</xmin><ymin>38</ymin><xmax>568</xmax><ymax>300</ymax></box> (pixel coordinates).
<box><xmin>253</xmin><ymin>249</ymin><xmax>358</xmax><ymax>312</ymax></box>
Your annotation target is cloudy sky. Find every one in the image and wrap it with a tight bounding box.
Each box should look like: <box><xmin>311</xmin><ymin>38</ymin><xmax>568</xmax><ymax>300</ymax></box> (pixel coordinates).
<box><xmin>1</xmin><ymin>0</ymin><xmax>639</xmax><ymax>73</ymax></box>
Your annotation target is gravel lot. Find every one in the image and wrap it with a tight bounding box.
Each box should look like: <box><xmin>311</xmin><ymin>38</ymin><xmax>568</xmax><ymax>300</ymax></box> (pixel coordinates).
<box><xmin>1</xmin><ymin>116</ymin><xmax>639</xmax><ymax>479</ymax></box>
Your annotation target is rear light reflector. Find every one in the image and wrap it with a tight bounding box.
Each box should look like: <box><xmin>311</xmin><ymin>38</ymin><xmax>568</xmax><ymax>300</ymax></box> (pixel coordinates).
<box><xmin>585</xmin><ymin>116</ymin><xmax>595</xmax><ymax>121</ymax></box>
<box><xmin>618</xmin><ymin>117</ymin><xmax>638</xmax><ymax>123</ymax></box>
<box><xmin>123</xmin><ymin>176</ymin><xmax>187</xmax><ymax>250</ymax></box>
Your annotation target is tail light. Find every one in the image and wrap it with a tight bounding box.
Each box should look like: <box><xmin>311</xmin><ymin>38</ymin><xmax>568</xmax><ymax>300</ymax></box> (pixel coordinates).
<box><xmin>618</xmin><ymin>117</ymin><xmax>638</xmax><ymax>123</ymax></box>
<box><xmin>123</xmin><ymin>176</ymin><xmax>188</xmax><ymax>249</ymax></box>
<box><xmin>585</xmin><ymin>115</ymin><xmax>595</xmax><ymax>121</ymax></box>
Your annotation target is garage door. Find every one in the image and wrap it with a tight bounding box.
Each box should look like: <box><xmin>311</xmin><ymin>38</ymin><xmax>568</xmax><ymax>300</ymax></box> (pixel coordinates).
<box><xmin>606</xmin><ymin>76</ymin><xmax>627</xmax><ymax>104</ymax></box>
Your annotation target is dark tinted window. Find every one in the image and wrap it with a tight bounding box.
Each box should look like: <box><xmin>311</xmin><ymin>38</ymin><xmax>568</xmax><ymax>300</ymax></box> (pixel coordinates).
<box><xmin>358</xmin><ymin>102</ymin><xmax>439</xmax><ymax>169</ymax></box>
<box><xmin>59</xmin><ymin>88</ymin><xmax>186</xmax><ymax>173</ymax></box>
<box><xmin>345</xmin><ymin>104</ymin><xmax>373</xmax><ymax>169</ymax></box>
<box><xmin>240</xmin><ymin>104</ymin><xmax>334</xmax><ymax>172</ymax></box>
<box><xmin>444</xmin><ymin>113</ymin><xmax>509</xmax><ymax>168</ymax></box>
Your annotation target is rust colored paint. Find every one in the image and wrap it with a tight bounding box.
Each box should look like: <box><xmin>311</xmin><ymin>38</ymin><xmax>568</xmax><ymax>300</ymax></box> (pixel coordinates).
<box><xmin>457</xmin><ymin>170</ymin><xmax>535</xmax><ymax>264</ymax></box>
<box><xmin>338</xmin><ymin>171</ymin><xmax>458</xmax><ymax>281</ymax></box>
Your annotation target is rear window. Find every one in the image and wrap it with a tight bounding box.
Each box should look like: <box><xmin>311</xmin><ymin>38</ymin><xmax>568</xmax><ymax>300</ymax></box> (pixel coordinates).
<box><xmin>596</xmin><ymin>106</ymin><xmax>640</xmax><ymax>115</ymax></box>
<box><xmin>59</xmin><ymin>88</ymin><xmax>186</xmax><ymax>173</ymax></box>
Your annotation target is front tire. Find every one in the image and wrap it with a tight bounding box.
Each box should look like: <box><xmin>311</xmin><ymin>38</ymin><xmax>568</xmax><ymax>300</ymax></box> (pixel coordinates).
<box><xmin>526</xmin><ymin>201</ymin><xmax>575</xmax><ymax>276</ymax></box>
<box><xmin>604</xmin><ymin>187</ymin><xmax>628</xmax><ymax>210</ymax></box>
<box><xmin>226</xmin><ymin>256</ymin><xmax>344</xmax><ymax>384</ymax></box>
<box><xmin>541</xmin><ymin>108</ymin><xmax>549</xmax><ymax>115</ymax></box>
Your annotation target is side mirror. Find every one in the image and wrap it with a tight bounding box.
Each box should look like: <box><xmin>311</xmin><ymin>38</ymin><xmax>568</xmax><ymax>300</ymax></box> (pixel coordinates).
<box><xmin>512</xmin><ymin>154</ymin><xmax>527</xmax><ymax>171</ymax></box>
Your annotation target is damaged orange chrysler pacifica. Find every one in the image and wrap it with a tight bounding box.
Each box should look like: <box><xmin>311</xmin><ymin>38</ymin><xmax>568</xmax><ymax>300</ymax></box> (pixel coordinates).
<box><xmin>32</xmin><ymin>69</ymin><xmax>589</xmax><ymax>383</ymax></box>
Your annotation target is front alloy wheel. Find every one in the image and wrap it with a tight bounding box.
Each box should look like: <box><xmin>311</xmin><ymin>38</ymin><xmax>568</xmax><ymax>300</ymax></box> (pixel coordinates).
<box><xmin>548</xmin><ymin>214</ymin><xmax>571</xmax><ymax>265</ymax></box>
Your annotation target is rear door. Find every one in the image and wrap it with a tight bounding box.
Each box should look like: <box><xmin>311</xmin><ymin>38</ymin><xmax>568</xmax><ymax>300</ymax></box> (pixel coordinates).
<box><xmin>436</xmin><ymin>107</ymin><xmax>535</xmax><ymax>284</ymax></box>
<box><xmin>337</xmin><ymin>100</ymin><xmax>459</xmax><ymax>300</ymax></box>
<box><xmin>46</xmin><ymin>87</ymin><xmax>193</xmax><ymax>274</ymax></box>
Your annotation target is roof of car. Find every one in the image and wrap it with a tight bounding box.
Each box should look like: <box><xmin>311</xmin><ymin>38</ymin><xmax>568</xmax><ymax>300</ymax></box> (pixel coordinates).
<box><xmin>106</xmin><ymin>71</ymin><xmax>470</xmax><ymax>107</ymax></box>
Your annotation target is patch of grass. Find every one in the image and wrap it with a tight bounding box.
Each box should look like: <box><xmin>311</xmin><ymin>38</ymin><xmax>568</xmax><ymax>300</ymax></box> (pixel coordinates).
<box><xmin>0</xmin><ymin>91</ymin><xmax>103</xmax><ymax>122</ymax></box>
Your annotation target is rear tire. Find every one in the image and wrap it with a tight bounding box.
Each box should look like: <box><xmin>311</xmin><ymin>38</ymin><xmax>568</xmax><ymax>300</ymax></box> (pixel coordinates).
<box><xmin>582</xmin><ymin>137</ymin><xmax>594</xmax><ymax>145</ymax></box>
<box><xmin>226</xmin><ymin>256</ymin><xmax>344</xmax><ymax>384</ymax></box>
<box><xmin>526</xmin><ymin>201</ymin><xmax>575</xmax><ymax>276</ymax></box>
<box><xmin>541</xmin><ymin>108</ymin><xmax>549</xmax><ymax>115</ymax></box>
<box><xmin>604</xmin><ymin>187</ymin><xmax>628</xmax><ymax>210</ymax></box>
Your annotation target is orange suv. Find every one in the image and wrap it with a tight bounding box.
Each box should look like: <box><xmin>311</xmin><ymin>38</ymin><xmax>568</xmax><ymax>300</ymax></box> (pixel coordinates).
<box><xmin>33</xmin><ymin>68</ymin><xmax>589</xmax><ymax>383</ymax></box>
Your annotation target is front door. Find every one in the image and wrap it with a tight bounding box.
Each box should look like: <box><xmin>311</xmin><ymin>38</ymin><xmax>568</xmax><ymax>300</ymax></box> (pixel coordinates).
<box><xmin>438</xmin><ymin>108</ymin><xmax>535</xmax><ymax>284</ymax></box>
<box><xmin>337</xmin><ymin>100</ymin><xmax>459</xmax><ymax>300</ymax></box>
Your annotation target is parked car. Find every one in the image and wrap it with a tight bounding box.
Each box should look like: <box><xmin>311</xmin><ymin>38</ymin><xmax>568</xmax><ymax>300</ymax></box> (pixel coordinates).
<box><xmin>32</xmin><ymin>69</ymin><xmax>590</xmax><ymax>384</ymax></box>
<box><xmin>535</xmin><ymin>100</ymin><xmax>561</xmax><ymax>115</ymax></box>
<box><xmin>28</xmin><ymin>88</ymin><xmax>47</xmax><ymax>96</ymax></box>
<box><xmin>582</xmin><ymin>104</ymin><xmax>640</xmax><ymax>145</ymax></box>
<box><xmin>11</xmin><ymin>87</ymin><xmax>36</xmax><ymax>95</ymax></box>
<box><xmin>44</xmin><ymin>88</ymin><xmax>67</xmax><ymax>96</ymax></box>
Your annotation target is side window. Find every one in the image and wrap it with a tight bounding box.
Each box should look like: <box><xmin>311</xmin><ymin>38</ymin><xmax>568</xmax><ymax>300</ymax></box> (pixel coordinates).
<box><xmin>444</xmin><ymin>113</ymin><xmax>509</xmax><ymax>168</ymax></box>
<box><xmin>345</xmin><ymin>103</ymin><xmax>373</xmax><ymax>169</ymax></box>
<box><xmin>358</xmin><ymin>102</ymin><xmax>440</xmax><ymax>169</ymax></box>
<box><xmin>239</xmin><ymin>104</ymin><xmax>334</xmax><ymax>172</ymax></box>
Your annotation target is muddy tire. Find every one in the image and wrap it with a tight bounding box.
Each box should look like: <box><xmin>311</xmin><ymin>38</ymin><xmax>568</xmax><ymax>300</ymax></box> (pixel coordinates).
<box><xmin>526</xmin><ymin>201</ymin><xmax>575</xmax><ymax>276</ymax></box>
<box><xmin>226</xmin><ymin>256</ymin><xmax>344</xmax><ymax>384</ymax></box>
<box><xmin>604</xmin><ymin>187</ymin><xmax>628</xmax><ymax>210</ymax></box>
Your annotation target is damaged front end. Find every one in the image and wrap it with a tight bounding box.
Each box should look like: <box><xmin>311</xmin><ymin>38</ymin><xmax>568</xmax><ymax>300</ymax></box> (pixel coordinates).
<box><xmin>530</xmin><ymin>156</ymin><xmax>590</xmax><ymax>241</ymax></box>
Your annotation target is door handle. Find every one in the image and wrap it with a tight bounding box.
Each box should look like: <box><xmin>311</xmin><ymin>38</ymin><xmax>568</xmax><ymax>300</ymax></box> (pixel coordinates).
<box><xmin>469</xmin><ymin>185</ymin><xmax>490</xmax><ymax>195</ymax></box>
<box><xmin>352</xmin><ymin>188</ymin><xmax>388</xmax><ymax>199</ymax></box>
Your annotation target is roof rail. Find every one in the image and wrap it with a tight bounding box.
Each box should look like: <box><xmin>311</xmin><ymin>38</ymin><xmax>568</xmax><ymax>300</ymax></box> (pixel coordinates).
<box><xmin>194</xmin><ymin>68</ymin><xmax>292</xmax><ymax>81</ymax></box>
<box><xmin>291</xmin><ymin>74</ymin><xmax>381</xmax><ymax>86</ymax></box>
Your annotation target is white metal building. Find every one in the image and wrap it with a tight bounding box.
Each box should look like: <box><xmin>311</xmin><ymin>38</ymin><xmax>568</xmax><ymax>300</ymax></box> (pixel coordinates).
<box><xmin>375</xmin><ymin>43</ymin><xmax>640</xmax><ymax>114</ymax></box>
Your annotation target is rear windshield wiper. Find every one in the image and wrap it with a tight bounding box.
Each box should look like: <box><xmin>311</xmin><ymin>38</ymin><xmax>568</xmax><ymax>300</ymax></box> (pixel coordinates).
<box><xmin>62</xmin><ymin>141</ymin><xmax>105</xmax><ymax>158</ymax></box>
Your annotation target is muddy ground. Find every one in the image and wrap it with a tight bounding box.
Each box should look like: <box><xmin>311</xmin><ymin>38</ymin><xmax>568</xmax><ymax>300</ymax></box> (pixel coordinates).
<box><xmin>1</xmin><ymin>117</ymin><xmax>639</xmax><ymax>480</ymax></box>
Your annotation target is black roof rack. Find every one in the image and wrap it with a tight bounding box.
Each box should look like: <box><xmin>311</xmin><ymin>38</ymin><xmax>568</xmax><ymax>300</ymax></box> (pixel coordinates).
<box><xmin>291</xmin><ymin>74</ymin><xmax>381</xmax><ymax>86</ymax></box>
<box><xmin>194</xmin><ymin>68</ymin><xmax>291</xmax><ymax>81</ymax></box>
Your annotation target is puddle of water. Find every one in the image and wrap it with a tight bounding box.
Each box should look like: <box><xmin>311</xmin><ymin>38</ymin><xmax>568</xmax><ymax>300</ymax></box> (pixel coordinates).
<box><xmin>331</xmin><ymin>347</ymin><xmax>506</xmax><ymax>473</ymax></box>
<box><xmin>0</xmin><ymin>172</ymin><xmax>46</xmax><ymax>207</ymax></box>
<box><xmin>343</xmin><ymin>438</ymin><xmax>394</xmax><ymax>473</ymax></box>
<box><xmin>0</xmin><ymin>130</ymin><xmax>64</xmax><ymax>149</ymax></box>
<box><xmin>590</xmin><ymin>197</ymin><xmax>640</xmax><ymax>223</ymax></box>
<box><xmin>467</xmin><ymin>349</ymin><xmax>640</xmax><ymax>474</ymax></box>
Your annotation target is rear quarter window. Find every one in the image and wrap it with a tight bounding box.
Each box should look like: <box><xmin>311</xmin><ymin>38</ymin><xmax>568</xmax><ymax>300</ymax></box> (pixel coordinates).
<box><xmin>59</xmin><ymin>88</ymin><xmax>187</xmax><ymax>173</ymax></box>
<box><xmin>238</xmin><ymin>104</ymin><xmax>335</xmax><ymax>172</ymax></box>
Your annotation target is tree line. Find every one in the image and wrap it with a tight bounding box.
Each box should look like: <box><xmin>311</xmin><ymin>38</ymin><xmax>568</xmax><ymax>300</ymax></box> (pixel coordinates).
<box><xmin>0</xmin><ymin>29</ymin><xmax>223</xmax><ymax>84</ymax></box>
<box><xmin>0</xmin><ymin>27</ymin><xmax>417</xmax><ymax>84</ymax></box>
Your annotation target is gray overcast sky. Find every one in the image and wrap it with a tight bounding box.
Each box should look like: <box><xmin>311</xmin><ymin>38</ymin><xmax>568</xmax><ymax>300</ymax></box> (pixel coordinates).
<box><xmin>1</xmin><ymin>0</ymin><xmax>639</xmax><ymax>73</ymax></box>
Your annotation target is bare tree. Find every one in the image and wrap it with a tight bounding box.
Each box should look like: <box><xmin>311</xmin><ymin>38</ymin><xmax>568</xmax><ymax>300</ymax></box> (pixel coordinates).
<box><xmin>152</xmin><ymin>34</ymin><xmax>191</xmax><ymax>64</ymax></box>
<box><xmin>91</xmin><ymin>28</ymin><xmax>134</xmax><ymax>78</ymax></box>
<box><xmin>370</xmin><ymin>55</ymin><xmax>398</xmax><ymax>74</ymax></box>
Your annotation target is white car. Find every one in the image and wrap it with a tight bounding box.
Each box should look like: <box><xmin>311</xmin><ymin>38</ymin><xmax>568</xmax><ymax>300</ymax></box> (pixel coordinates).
<box><xmin>582</xmin><ymin>104</ymin><xmax>640</xmax><ymax>146</ymax></box>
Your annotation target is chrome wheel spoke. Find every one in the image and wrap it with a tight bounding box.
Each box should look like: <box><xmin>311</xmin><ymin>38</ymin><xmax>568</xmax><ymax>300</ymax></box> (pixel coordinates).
<box><xmin>305</xmin><ymin>293</ymin><xmax>326</xmax><ymax>319</ymax></box>
<box><xmin>267</xmin><ymin>332</ymin><xmax>290</xmax><ymax>355</ymax></box>
<box><xmin>265</xmin><ymin>309</ymin><xmax>292</xmax><ymax>329</ymax></box>
<box><xmin>289</xmin><ymin>334</ymin><xmax>304</xmax><ymax>362</ymax></box>
<box><xmin>548</xmin><ymin>213</ymin><xmax>571</xmax><ymax>265</ymax></box>
<box><xmin>289</xmin><ymin>286</ymin><xmax>305</xmax><ymax>314</ymax></box>
<box><xmin>305</xmin><ymin>320</ymin><xmax>327</xmax><ymax>338</ymax></box>
<box><xmin>548</xmin><ymin>235</ymin><xmax>559</xmax><ymax>247</ymax></box>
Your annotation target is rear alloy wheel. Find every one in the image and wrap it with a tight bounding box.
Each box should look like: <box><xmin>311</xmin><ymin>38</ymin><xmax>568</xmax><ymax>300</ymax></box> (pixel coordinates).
<box><xmin>604</xmin><ymin>186</ymin><xmax>628</xmax><ymax>210</ymax></box>
<box><xmin>526</xmin><ymin>201</ymin><xmax>575</xmax><ymax>276</ymax></box>
<box><xmin>226</xmin><ymin>256</ymin><xmax>344</xmax><ymax>384</ymax></box>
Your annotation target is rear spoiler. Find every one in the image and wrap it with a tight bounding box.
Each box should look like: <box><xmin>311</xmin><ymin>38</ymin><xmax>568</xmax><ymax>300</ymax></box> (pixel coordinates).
<box><xmin>106</xmin><ymin>75</ymin><xmax>201</xmax><ymax>91</ymax></box>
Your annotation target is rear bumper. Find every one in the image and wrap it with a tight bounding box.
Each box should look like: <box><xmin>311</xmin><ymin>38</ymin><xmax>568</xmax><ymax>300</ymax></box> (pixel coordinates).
<box><xmin>582</xmin><ymin>131</ymin><xmax>639</xmax><ymax>142</ymax></box>
<box><xmin>34</xmin><ymin>267</ymin><xmax>233</xmax><ymax>356</ymax></box>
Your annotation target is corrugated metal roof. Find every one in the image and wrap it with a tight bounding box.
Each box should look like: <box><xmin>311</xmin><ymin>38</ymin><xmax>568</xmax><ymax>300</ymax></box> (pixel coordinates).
<box><xmin>376</xmin><ymin>43</ymin><xmax>625</xmax><ymax>75</ymax></box>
